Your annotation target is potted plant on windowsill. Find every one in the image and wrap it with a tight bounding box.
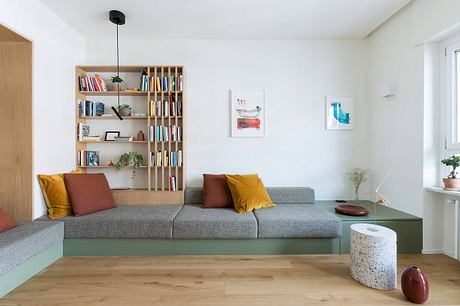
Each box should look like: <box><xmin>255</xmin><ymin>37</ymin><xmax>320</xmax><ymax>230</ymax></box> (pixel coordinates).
<box><xmin>116</xmin><ymin>152</ymin><xmax>143</xmax><ymax>182</ymax></box>
<box><xmin>441</xmin><ymin>155</ymin><xmax>460</xmax><ymax>190</ymax></box>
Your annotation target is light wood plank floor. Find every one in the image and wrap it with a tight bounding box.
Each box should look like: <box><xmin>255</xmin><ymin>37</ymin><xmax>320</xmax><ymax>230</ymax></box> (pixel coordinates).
<box><xmin>1</xmin><ymin>255</ymin><xmax>459</xmax><ymax>305</ymax></box>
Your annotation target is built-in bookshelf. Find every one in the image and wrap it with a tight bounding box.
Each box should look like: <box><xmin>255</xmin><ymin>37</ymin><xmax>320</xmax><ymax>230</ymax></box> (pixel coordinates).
<box><xmin>75</xmin><ymin>66</ymin><xmax>185</xmax><ymax>204</ymax></box>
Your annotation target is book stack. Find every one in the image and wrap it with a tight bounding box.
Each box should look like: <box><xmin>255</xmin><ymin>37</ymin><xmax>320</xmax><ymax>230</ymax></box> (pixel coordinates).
<box><xmin>78</xmin><ymin>151</ymin><xmax>100</xmax><ymax>167</ymax></box>
<box><xmin>78</xmin><ymin>74</ymin><xmax>107</xmax><ymax>92</ymax></box>
<box><xmin>150</xmin><ymin>150</ymin><xmax>182</xmax><ymax>167</ymax></box>
<box><xmin>78</xmin><ymin>123</ymin><xmax>100</xmax><ymax>141</ymax></box>
<box><xmin>140</xmin><ymin>71</ymin><xmax>148</xmax><ymax>91</ymax></box>
<box><xmin>114</xmin><ymin>136</ymin><xmax>134</xmax><ymax>142</ymax></box>
<box><xmin>169</xmin><ymin>176</ymin><xmax>177</xmax><ymax>191</ymax></box>
<box><xmin>78</xmin><ymin>100</ymin><xmax>105</xmax><ymax>117</ymax></box>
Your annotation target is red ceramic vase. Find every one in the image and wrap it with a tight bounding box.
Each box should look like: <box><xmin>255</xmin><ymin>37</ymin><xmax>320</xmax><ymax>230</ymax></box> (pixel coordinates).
<box><xmin>401</xmin><ymin>266</ymin><xmax>429</xmax><ymax>304</ymax></box>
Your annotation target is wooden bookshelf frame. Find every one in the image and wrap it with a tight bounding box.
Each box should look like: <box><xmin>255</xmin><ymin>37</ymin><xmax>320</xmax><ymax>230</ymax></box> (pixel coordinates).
<box><xmin>75</xmin><ymin>66</ymin><xmax>185</xmax><ymax>205</ymax></box>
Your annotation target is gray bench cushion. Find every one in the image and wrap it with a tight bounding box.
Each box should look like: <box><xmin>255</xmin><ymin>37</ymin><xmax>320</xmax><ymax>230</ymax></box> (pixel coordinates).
<box><xmin>0</xmin><ymin>221</ymin><xmax>64</xmax><ymax>275</ymax></box>
<box><xmin>254</xmin><ymin>205</ymin><xmax>341</xmax><ymax>238</ymax></box>
<box><xmin>174</xmin><ymin>205</ymin><xmax>258</xmax><ymax>239</ymax></box>
<box><xmin>37</xmin><ymin>205</ymin><xmax>182</xmax><ymax>239</ymax></box>
<box><xmin>185</xmin><ymin>187</ymin><xmax>315</xmax><ymax>204</ymax></box>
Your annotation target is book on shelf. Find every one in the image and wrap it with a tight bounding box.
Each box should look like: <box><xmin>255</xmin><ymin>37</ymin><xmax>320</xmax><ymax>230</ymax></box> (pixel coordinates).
<box><xmin>113</xmin><ymin>136</ymin><xmax>134</xmax><ymax>142</ymax></box>
<box><xmin>149</xmin><ymin>96</ymin><xmax>182</xmax><ymax>117</ymax></box>
<box><xmin>169</xmin><ymin>176</ymin><xmax>177</xmax><ymax>191</ymax></box>
<box><xmin>147</xmin><ymin>74</ymin><xmax>182</xmax><ymax>92</ymax></box>
<box><xmin>149</xmin><ymin>125</ymin><xmax>182</xmax><ymax>142</ymax></box>
<box><xmin>150</xmin><ymin>150</ymin><xmax>182</xmax><ymax>167</ymax></box>
<box><xmin>78</xmin><ymin>151</ymin><xmax>100</xmax><ymax>167</ymax></box>
<box><xmin>78</xmin><ymin>123</ymin><xmax>101</xmax><ymax>141</ymax></box>
<box><xmin>78</xmin><ymin>74</ymin><xmax>107</xmax><ymax>92</ymax></box>
<box><xmin>140</xmin><ymin>71</ymin><xmax>148</xmax><ymax>91</ymax></box>
<box><xmin>78</xmin><ymin>100</ymin><xmax>105</xmax><ymax>117</ymax></box>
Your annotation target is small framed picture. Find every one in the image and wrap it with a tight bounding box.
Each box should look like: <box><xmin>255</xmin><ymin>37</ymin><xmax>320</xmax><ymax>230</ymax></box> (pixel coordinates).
<box><xmin>105</xmin><ymin>131</ymin><xmax>120</xmax><ymax>141</ymax></box>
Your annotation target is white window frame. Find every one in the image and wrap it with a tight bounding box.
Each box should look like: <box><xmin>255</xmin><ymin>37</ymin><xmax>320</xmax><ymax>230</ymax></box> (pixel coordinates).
<box><xmin>445</xmin><ymin>41</ymin><xmax>460</xmax><ymax>150</ymax></box>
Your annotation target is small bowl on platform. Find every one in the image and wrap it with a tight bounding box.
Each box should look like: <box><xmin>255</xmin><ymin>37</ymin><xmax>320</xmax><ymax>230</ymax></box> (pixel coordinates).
<box><xmin>335</xmin><ymin>204</ymin><xmax>369</xmax><ymax>216</ymax></box>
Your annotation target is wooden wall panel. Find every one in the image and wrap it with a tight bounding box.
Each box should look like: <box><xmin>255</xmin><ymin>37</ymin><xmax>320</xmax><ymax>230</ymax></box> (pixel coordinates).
<box><xmin>0</xmin><ymin>27</ymin><xmax>33</xmax><ymax>220</ymax></box>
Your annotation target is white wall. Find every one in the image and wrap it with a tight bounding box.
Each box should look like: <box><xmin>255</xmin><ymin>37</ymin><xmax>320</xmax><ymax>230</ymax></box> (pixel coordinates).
<box><xmin>366</xmin><ymin>0</ymin><xmax>460</xmax><ymax>252</ymax></box>
<box><xmin>0</xmin><ymin>0</ymin><xmax>85</xmax><ymax>218</ymax></box>
<box><xmin>85</xmin><ymin>39</ymin><xmax>369</xmax><ymax>199</ymax></box>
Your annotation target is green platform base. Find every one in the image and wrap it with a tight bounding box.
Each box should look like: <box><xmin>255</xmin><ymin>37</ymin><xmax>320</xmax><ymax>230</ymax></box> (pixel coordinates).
<box><xmin>0</xmin><ymin>241</ymin><xmax>63</xmax><ymax>298</ymax></box>
<box><xmin>63</xmin><ymin>238</ymin><xmax>340</xmax><ymax>256</ymax></box>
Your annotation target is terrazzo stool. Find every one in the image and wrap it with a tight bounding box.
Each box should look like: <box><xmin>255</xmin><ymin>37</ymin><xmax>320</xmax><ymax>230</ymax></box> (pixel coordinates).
<box><xmin>350</xmin><ymin>223</ymin><xmax>397</xmax><ymax>290</ymax></box>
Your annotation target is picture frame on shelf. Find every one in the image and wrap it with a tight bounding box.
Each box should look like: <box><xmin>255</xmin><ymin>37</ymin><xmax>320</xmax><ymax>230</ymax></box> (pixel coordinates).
<box><xmin>105</xmin><ymin>131</ymin><xmax>120</xmax><ymax>141</ymax></box>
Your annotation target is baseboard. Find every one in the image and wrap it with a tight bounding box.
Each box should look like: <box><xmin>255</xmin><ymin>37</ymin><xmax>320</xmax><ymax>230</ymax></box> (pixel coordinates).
<box><xmin>422</xmin><ymin>248</ymin><xmax>444</xmax><ymax>254</ymax></box>
<box><xmin>0</xmin><ymin>241</ymin><xmax>63</xmax><ymax>298</ymax></box>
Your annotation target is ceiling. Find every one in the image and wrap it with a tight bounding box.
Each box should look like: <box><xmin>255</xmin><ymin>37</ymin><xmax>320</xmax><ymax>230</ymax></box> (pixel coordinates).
<box><xmin>40</xmin><ymin>0</ymin><xmax>410</xmax><ymax>39</ymax></box>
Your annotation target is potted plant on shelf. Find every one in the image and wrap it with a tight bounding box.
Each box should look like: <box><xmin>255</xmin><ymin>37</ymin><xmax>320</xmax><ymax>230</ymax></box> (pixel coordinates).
<box><xmin>111</xmin><ymin>75</ymin><xmax>124</xmax><ymax>91</ymax></box>
<box><xmin>441</xmin><ymin>155</ymin><xmax>460</xmax><ymax>190</ymax></box>
<box><xmin>116</xmin><ymin>152</ymin><xmax>143</xmax><ymax>182</ymax></box>
<box><xmin>117</xmin><ymin>104</ymin><xmax>131</xmax><ymax>116</ymax></box>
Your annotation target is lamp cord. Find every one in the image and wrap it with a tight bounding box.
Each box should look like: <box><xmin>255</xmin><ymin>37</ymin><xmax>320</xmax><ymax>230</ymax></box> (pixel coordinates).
<box><xmin>116</xmin><ymin>23</ymin><xmax>120</xmax><ymax>108</ymax></box>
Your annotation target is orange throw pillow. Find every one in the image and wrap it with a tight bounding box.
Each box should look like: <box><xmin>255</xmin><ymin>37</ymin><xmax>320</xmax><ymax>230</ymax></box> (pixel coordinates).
<box><xmin>38</xmin><ymin>174</ymin><xmax>72</xmax><ymax>219</ymax></box>
<box><xmin>225</xmin><ymin>174</ymin><xmax>274</xmax><ymax>213</ymax></box>
<box><xmin>0</xmin><ymin>208</ymin><xmax>17</xmax><ymax>233</ymax></box>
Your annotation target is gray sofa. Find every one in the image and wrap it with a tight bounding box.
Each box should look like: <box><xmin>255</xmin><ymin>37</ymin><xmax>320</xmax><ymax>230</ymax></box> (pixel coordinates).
<box><xmin>0</xmin><ymin>221</ymin><xmax>63</xmax><ymax>275</ymax></box>
<box><xmin>36</xmin><ymin>187</ymin><xmax>342</xmax><ymax>240</ymax></box>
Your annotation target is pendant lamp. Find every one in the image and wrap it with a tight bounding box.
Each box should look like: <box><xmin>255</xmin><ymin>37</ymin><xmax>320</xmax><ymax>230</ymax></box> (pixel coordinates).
<box><xmin>109</xmin><ymin>10</ymin><xmax>126</xmax><ymax>120</ymax></box>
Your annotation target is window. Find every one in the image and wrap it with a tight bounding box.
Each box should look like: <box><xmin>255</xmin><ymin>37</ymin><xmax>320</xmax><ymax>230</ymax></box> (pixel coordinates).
<box><xmin>445</xmin><ymin>41</ymin><xmax>460</xmax><ymax>149</ymax></box>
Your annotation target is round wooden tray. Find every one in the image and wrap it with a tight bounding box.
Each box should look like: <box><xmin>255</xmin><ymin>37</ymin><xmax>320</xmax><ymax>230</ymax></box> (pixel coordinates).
<box><xmin>335</xmin><ymin>204</ymin><xmax>369</xmax><ymax>216</ymax></box>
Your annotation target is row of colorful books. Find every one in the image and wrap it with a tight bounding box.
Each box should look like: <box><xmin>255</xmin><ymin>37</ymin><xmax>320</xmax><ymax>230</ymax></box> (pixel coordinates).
<box><xmin>77</xmin><ymin>151</ymin><xmax>100</xmax><ymax>167</ymax></box>
<box><xmin>78</xmin><ymin>74</ymin><xmax>107</xmax><ymax>91</ymax></box>
<box><xmin>149</xmin><ymin>98</ymin><xmax>182</xmax><ymax>117</ymax></box>
<box><xmin>78</xmin><ymin>100</ymin><xmax>105</xmax><ymax>117</ymax></box>
<box><xmin>150</xmin><ymin>150</ymin><xmax>183</xmax><ymax>167</ymax></box>
<box><xmin>169</xmin><ymin>175</ymin><xmax>178</xmax><ymax>191</ymax></box>
<box><xmin>149</xmin><ymin>125</ymin><xmax>183</xmax><ymax>142</ymax></box>
<box><xmin>147</xmin><ymin>74</ymin><xmax>183</xmax><ymax>92</ymax></box>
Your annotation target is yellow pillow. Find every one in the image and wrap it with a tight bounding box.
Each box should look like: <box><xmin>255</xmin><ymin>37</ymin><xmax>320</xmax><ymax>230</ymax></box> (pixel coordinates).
<box><xmin>225</xmin><ymin>174</ymin><xmax>274</xmax><ymax>213</ymax></box>
<box><xmin>38</xmin><ymin>173</ymin><xmax>72</xmax><ymax>219</ymax></box>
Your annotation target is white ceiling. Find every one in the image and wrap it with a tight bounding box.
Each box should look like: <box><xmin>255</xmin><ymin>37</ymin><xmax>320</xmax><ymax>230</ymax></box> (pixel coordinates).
<box><xmin>40</xmin><ymin>0</ymin><xmax>410</xmax><ymax>39</ymax></box>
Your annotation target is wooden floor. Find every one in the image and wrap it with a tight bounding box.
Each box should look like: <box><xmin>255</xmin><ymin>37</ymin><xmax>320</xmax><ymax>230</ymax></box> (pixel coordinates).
<box><xmin>1</xmin><ymin>255</ymin><xmax>459</xmax><ymax>305</ymax></box>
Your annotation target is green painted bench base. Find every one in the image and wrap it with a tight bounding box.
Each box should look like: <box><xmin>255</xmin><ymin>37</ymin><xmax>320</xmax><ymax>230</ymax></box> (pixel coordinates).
<box><xmin>0</xmin><ymin>241</ymin><xmax>63</xmax><ymax>298</ymax></box>
<box><xmin>64</xmin><ymin>238</ymin><xmax>340</xmax><ymax>256</ymax></box>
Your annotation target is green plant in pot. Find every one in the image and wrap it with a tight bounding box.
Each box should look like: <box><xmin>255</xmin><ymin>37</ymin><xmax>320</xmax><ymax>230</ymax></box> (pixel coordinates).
<box><xmin>441</xmin><ymin>155</ymin><xmax>460</xmax><ymax>190</ymax></box>
<box><xmin>116</xmin><ymin>152</ymin><xmax>143</xmax><ymax>181</ymax></box>
<box><xmin>111</xmin><ymin>75</ymin><xmax>124</xmax><ymax>91</ymax></box>
<box><xmin>117</xmin><ymin>104</ymin><xmax>131</xmax><ymax>116</ymax></box>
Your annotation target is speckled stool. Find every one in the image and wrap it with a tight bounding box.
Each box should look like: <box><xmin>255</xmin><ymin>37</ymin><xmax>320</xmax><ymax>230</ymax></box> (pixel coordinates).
<box><xmin>350</xmin><ymin>223</ymin><xmax>397</xmax><ymax>290</ymax></box>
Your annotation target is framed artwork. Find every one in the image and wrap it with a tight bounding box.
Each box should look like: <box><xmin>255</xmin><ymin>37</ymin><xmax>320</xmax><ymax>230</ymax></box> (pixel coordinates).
<box><xmin>105</xmin><ymin>131</ymin><xmax>120</xmax><ymax>141</ymax></box>
<box><xmin>325</xmin><ymin>96</ymin><xmax>354</xmax><ymax>130</ymax></box>
<box><xmin>231</xmin><ymin>90</ymin><xmax>265</xmax><ymax>137</ymax></box>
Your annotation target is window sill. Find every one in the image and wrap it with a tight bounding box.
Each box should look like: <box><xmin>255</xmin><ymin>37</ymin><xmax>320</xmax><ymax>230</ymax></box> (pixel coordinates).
<box><xmin>425</xmin><ymin>186</ymin><xmax>460</xmax><ymax>197</ymax></box>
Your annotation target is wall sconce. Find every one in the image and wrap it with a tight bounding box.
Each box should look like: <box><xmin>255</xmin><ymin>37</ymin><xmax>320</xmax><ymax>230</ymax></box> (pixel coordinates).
<box><xmin>379</xmin><ymin>82</ymin><xmax>398</xmax><ymax>98</ymax></box>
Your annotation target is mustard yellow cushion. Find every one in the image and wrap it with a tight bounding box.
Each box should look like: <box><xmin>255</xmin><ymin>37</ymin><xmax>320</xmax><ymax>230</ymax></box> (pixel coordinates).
<box><xmin>38</xmin><ymin>174</ymin><xmax>72</xmax><ymax>219</ymax></box>
<box><xmin>225</xmin><ymin>174</ymin><xmax>274</xmax><ymax>213</ymax></box>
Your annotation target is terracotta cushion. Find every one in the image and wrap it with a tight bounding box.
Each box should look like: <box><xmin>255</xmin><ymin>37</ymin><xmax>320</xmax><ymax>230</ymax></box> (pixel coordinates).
<box><xmin>64</xmin><ymin>173</ymin><xmax>116</xmax><ymax>217</ymax></box>
<box><xmin>202</xmin><ymin>174</ymin><xmax>233</xmax><ymax>208</ymax></box>
<box><xmin>0</xmin><ymin>208</ymin><xmax>17</xmax><ymax>233</ymax></box>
